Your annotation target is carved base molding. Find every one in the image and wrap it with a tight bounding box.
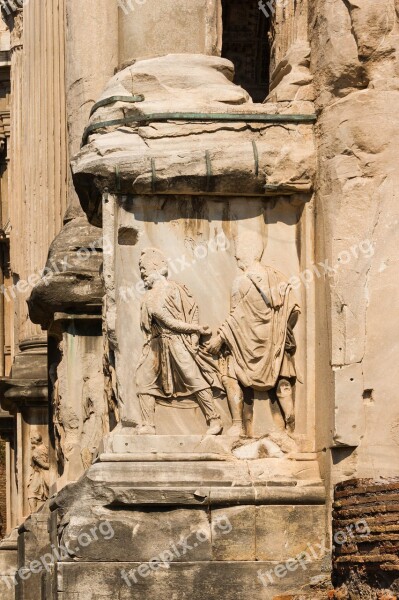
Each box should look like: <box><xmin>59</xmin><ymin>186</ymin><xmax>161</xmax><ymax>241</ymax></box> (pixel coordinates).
<box><xmin>43</xmin><ymin>451</ymin><xmax>327</xmax><ymax>599</ymax></box>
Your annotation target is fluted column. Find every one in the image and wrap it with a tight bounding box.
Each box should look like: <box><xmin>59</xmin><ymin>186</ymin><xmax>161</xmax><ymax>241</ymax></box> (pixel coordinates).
<box><xmin>4</xmin><ymin>0</ymin><xmax>67</xmax><ymax>349</ymax></box>
<box><xmin>0</xmin><ymin>0</ymin><xmax>69</xmax><ymax>529</ymax></box>
<box><xmin>17</xmin><ymin>0</ymin><xmax>67</xmax><ymax>344</ymax></box>
<box><xmin>5</xmin><ymin>6</ymin><xmax>23</xmax><ymax>357</ymax></box>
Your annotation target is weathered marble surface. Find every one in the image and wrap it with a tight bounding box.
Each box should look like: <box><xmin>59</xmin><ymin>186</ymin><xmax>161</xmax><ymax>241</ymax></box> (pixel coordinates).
<box><xmin>310</xmin><ymin>0</ymin><xmax>399</xmax><ymax>482</ymax></box>
<box><xmin>16</xmin><ymin>507</ymin><xmax>51</xmax><ymax>600</ymax></box>
<box><xmin>55</xmin><ymin>560</ymin><xmax>326</xmax><ymax>600</ymax></box>
<box><xmin>28</xmin><ymin>217</ymin><xmax>103</xmax><ymax>329</ymax></box>
<box><xmin>0</xmin><ymin>3</ymin><xmax>351</xmax><ymax>600</ymax></box>
<box><xmin>52</xmin><ymin>454</ymin><xmax>324</xmax><ymax>518</ymax></box>
<box><xmin>5</xmin><ymin>0</ymin><xmax>398</xmax><ymax>598</ymax></box>
<box><xmin>48</xmin><ymin>315</ymin><xmax>108</xmax><ymax>488</ymax></box>
<box><xmin>268</xmin><ymin>42</ymin><xmax>315</xmax><ymax>103</ymax></box>
<box><xmin>101</xmin><ymin>193</ymin><xmax>312</xmax><ymax>444</ymax></box>
<box><xmin>71</xmin><ymin>54</ymin><xmax>315</xmax><ymax>226</ymax></box>
<box><xmin>45</xmin><ymin>452</ymin><xmax>326</xmax><ymax>599</ymax></box>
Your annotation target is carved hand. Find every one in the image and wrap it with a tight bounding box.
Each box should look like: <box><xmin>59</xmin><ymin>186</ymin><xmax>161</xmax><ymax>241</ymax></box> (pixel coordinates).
<box><xmin>206</xmin><ymin>333</ymin><xmax>223</xmax><ymax>355</ymax></box>
<box><xmin>198</xmin><ymin>325</ymin><xmax>211</xmax><ymax>336</ymax></box>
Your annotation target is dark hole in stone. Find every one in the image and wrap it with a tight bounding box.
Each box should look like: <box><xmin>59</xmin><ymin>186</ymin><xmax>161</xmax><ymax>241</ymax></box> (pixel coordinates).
<box><xmin>118</xmin><ymin>227</ymin><xmax>139</xmax><ymax>246</ymax></box>
<box><xmin>332</xmin><ymin>447</ymin><xmax>357</xmax><ymax>465</ymax></box>
<box><xmin>363</xmin><ymin>389</ymin><xmax>374</xmax><ymax>400</ymax></box>
<box><xmin>221</xmin><ymin>0</ymin><xmax>271</xmax><ymax>102</ymax></box>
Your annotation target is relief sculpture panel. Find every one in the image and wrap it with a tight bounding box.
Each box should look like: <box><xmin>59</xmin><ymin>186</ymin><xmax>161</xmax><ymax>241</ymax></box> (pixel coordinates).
<box><xmin>104</xmin><ymin>195</ymin><xmax>312</xmax><ymax>446</ymax></box>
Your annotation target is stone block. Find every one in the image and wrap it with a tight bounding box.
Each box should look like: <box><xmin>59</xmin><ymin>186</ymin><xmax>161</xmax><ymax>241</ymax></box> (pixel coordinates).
<box><xmin>0</xmin><ymin>534</ymin><xmax>18</xmax><ymax>600</ymax></box>
<box><xmin>105</xmin><ymin>434</ymin><xmax>236</xmax><ymax>459</ymax></box>
<box><xmin>0</xmin><ymin>555</ymin><xmax>17</xmax><ymax>600</ymax></box>
<box><xmin>56</xmin><ymin>560</ymin><xmax>323</xmax><ymax>599</ymax></box>
<box><xmin>17</xmin><ymin>509</ymin><xmax>52</xmax><ymax>600</ymax></box>
<box><xmin>256</xmin><ymin>505</ymin><xmax>327</xmax><ymax>562</ymax></box>
<box><xmin>61</xmin><ymin>508</ymin><xmax>212</xmax><ymax>563</ymax></box>
<box><xmin>211</xmin><ymin>506</ymin><xmax>256</xmax><ymax>560</ymax></box>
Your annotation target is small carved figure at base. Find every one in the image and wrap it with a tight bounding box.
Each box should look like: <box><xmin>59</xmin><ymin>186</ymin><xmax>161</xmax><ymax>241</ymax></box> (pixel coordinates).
<box><xmin>27</xmin><ymin>433</ymin><xmax>49</xmax><ymax>514</ymax></box>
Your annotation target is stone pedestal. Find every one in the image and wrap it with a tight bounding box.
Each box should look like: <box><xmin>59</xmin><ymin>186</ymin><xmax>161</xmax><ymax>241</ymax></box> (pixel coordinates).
<box><xmin>16</xmin><ymin>506</ymin><xmax>51</xmax><ymax>600</ymax></box>
<box><xmin>47</xmin><ymin>437</ymin><xmax>327</xmax><ymax>600</ymax></box>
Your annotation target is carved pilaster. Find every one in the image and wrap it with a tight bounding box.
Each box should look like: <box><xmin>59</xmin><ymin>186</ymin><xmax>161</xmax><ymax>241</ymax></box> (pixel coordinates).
<box><xmin>0</xmin><ymin>339</ymin><xmax>48</xmax><ymax>523</ymax></box>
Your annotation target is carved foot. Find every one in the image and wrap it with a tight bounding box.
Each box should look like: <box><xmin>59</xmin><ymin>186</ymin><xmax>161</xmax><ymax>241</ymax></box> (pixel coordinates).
<box><xmin>138</xmin><ymin>425</ymin><xmax>156</xmax><ymax>435</ymax></box>
<box><xmin>206</xmin><ymin>418</ymin><xmax>223</xmax><ymax>436</ymax></box>
<box><xmin>226</xmin><ymin>421</ymin><xmax>243</xmax><ymax>437</ymax></box>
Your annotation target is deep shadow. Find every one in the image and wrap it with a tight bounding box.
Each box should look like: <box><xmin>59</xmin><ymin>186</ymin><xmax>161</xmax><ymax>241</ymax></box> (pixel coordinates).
<box><xmin>221</xmin><ymin>0</ymin><xmax>271</xmax><ymax>102</ymax></box>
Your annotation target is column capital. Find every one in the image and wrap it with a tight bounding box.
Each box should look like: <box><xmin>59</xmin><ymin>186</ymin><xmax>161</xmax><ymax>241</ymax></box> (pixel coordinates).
<box><xmin>1</xmin><ymin>1</ymin><xmax>23</xmax><ymax>51</ymax></box>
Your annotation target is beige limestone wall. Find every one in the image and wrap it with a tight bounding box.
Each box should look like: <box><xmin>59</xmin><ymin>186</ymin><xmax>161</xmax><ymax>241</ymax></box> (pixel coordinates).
<box><xmin>310</xmin><ymin>0</ymin><xmax>399</xmax><ymax>482</ymax></box>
